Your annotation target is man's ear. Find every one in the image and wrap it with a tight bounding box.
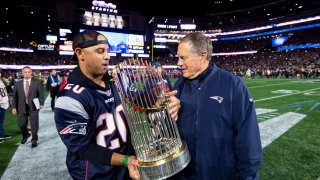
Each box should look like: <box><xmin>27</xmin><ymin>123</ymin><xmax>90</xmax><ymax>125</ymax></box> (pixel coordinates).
<box><xmin>75</xmin><ymin>48</ymin><xmax>84</xmax><ymax>61</ymax></box>
<box><xmin>200</xmin><ymin>51</ymin><xmax>208</xmax><ymax>61</ymax></box>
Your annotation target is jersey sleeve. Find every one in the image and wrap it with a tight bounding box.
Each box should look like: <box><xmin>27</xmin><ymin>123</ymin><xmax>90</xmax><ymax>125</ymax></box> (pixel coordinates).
<box><xmin>55</xmin><ymin>93</ymin><xmax>113</xmax><ymax>165</ymax></box>
<box><xmin>55</xmin><ymin>95</ymin><xmax>92</xmax><ymax>152</ymax></box>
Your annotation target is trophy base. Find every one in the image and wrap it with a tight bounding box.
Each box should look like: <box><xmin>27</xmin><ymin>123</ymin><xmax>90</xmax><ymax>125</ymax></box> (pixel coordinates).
<box><xmin>137</xmin><ymin>141</ymin><xmax>191</xmax><ymax>180</ymax></box>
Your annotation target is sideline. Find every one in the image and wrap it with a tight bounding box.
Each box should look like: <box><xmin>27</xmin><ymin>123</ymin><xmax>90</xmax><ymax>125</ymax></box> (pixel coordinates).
<box><xmin>1</xmin><ymin>96</ymin><xmax>71</xmax><ymax>180</ymax></box>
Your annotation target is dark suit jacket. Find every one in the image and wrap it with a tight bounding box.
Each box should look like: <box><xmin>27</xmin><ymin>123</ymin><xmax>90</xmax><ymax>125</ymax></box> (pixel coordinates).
<box><xmin>12</xmin><ymin>78</ymin><xmax>44</xmax><ymax>116</ymax></box>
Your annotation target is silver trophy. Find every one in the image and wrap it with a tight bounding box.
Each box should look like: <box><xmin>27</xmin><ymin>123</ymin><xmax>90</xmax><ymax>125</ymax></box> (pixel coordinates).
<box><xmin>112</xmin><ymin>59</ymin><xmax>190</xmax><ymax>180</ymax></box>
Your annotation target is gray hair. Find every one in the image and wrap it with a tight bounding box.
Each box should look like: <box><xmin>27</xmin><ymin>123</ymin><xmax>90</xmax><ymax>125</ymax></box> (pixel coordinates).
<box><xmin>179</xmin><ymin>32</ymin><xmax>212</xmax><ymax>62</ymax></box>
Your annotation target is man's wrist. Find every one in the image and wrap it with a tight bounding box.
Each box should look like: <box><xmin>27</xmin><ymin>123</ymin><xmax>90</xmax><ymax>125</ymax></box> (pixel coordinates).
<box><xmin>122</xmin><ymin>155</ymin><xmax>129</xmax><ymax>167</ymax></box>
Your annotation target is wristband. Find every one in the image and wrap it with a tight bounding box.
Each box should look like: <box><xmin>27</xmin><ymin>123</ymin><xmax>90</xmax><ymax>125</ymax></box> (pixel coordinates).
<box><xmin>123</xmin><ymin>155</ymin><xmax>129</xmax><ymax>167</ymax></box>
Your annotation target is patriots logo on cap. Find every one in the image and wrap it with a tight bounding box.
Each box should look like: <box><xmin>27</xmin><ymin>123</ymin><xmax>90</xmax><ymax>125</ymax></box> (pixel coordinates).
<box><xmin>210</xmin><ymin>96</ymin><xmax>224</xmax><ymax>103</ymax></box>
<box><xmin>60</xmin><ymin>123</ymin><xmax>87</xmax><ymax>135</ymax></box>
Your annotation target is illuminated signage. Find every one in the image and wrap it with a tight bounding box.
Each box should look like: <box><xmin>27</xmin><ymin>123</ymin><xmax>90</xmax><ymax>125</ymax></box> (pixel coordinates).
<box><xmin>128</xmin><ymin>34</ymin><xmax>144</xmax><ymax>46</ymax></box>
<box><xmin>109</xmin><ymin>14</ymin><xmax>116</xmax><ymax>28</ymax></box>
<box><xmin>156</xmin><ymin>24</ymin><xmax>178</xmax><ymax>29</ymax></box>
<box><xmin>137</xmin><ymin>54</ymin><xmax>150</xmax><ymax>58</ymax></box>
<box><xmin>91</xmin><ymin>0</ymin><xmax>117</xmax><ymax>13</ymax></box>
<box><xmin>46</xmin><ymin>35</ymin><xmax>57</xmax><ymax>41</ymax></box>
<box><xmin>64</xmin><ymin>41</ymin><xmax>73</xmax><ymax>45</ymax></box>
<box><xmin>37</xmin><ymin>44</ymin><xmax>55</xmax><ymax>51</ymax></box>
<box><xmin>84</xmin><ymin>11</ymin><xmax>123</xmax><ymax>29</ymax></box>
<box><xmin>166</xmin><ymin>39</ymin><xmax>179</xmax><ymax>43</ymax></box>
<box><xmin>154</xmin><ymin>37</ymin><xmax>167</xmax><ymax>43</ymax></box>
<box><xmin>180</xmin><ymin>24</ymin><xmax>196</xmax><ymax>30</ymax></box>
<box><xmin>59</xmin><ymin>28</ymin><xmax>72</xmax><ymax>37</ymax></box>
<box><xmin>153</xmin><ymin>45</ymin><xmax>166</xmax><ymax>49</ymax></box>
<box><xmin>59</xmin><ymin>28</ymin><xmax>73</xmax><ymax>55</ymax></box>
<box><xmin>121</xmin><ymin>53</ymin><xmax>134</xmax><ymax>57</ymax></box>
<box><xmin>116</xmin><ymin>16</ymin><xmax>123</xmax><ymax>29</ymax></box>
<box><xmin>101</xmin><ymin>14</ymin><xmax>108</xmax><ymax>27</ymax></box>
<box><xmin>59</xmin><ymin>51</ymin><xmax>74</xmax><ymax>55</ymax></box>
<box><xmin>92</xmin><ymin>0</ymin><xmax>116</xmax><ymax>9</ymax></box>
<box><xmin>59</xmin><ymin>44</ymin><xmax>73</xmax><ymax>55</ymax></box>
<box><xmin>93</xmin><ymin>12</ymin><xmax>101</xmax><ymax>26</ymax></box>
<box><xmin>59</xmin><ymin>44</ymin><xmax>73</xmax><ymax>51</ymax></box>
<box><xmin>128</xmin><ymin>46</ymin><xmax>144</xmax><ymax>53</ymax></box>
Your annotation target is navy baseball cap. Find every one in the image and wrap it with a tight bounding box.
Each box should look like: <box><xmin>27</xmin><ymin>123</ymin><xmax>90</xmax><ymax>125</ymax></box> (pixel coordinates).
<box><xmin>71</xmin><ymin>30</ymin><xmax>109</xmax><ymax>61</ymax></box>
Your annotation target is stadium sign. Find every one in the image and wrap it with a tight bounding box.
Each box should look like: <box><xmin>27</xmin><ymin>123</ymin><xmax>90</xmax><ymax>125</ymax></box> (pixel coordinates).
<box><xmin>154</xmin><ymin>37</ymin><xmax>167</xmax><ymax>43</ymax></box>
<box><xmin>59</xmin><ymin>44</ymin><xmax>73</xmax><ymax>55</ymax></box>
<box><xmin>180</xmin><ymin>24</ymin><xmax>196</xmax><ymax>30</ymax></box>
<box><xmin>37</xmin><ymin>44</ymin><xmax>55</xmax><ymax>51</ymax></box>
<box><xmin>156</xmin><ymin>24</ymin><xmax>178</xmax><ymax>30</ymax></box>
<box><xmin>84</xmin><ymin>11</ymin><xmax>123</xmax><ymax>29</ymax></box>
<box><xmin>91</xmin><ymin>0</ymin><xmax>117</xmax><ymax>13</ymax></box>
<box><xmin>128</xmin><ymin>46</ymin><xmax>144</xmax><ymax>54</ymax></box>
<box><xmin>59</xmin><ymin>44</ymin><xmax>72</xmax><ymax>51</ymax></box>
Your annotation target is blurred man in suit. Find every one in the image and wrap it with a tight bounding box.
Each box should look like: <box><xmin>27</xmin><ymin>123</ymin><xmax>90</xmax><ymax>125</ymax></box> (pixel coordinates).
<box><xmin>12</xmin><ymin>66</ymin><xmax>44</xmax><ymax>148</ymax></box>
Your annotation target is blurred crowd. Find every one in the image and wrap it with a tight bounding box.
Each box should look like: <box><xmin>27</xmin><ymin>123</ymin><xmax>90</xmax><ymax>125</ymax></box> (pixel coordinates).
<box><xmin>1</xmin><ymin>24</ymin><xmax>320</xmax><ymax>81</ymax></box>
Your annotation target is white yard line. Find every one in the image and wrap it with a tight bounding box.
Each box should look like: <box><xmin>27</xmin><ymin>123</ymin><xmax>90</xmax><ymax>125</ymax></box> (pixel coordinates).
<box><xmin>1</xmin><ymin>96</ymin><xmax>71</xmax><ymax>180</ymax></box>
<box><xmin>259</xmin><ymin>112</ymin><xmax>306</xmax><ymax>149</ymax></box>
<box><xmin>254</xmin><ymin>87</ymin><xmax>320</xmax><ymax>102</ymax></box>
<box><xmin>249</xmin><ymin>82</ymin><xmax>293</xmax><ymax>89</ymax></box>
<box><xmin>256</xmin><ymin>108</ymin><xmax>277</xmax><ymax>115</ymax></box>
<box><xmin>259</xmin><ymin>115</ymin><xmax>276</xmax><ymax>119</ymax></box>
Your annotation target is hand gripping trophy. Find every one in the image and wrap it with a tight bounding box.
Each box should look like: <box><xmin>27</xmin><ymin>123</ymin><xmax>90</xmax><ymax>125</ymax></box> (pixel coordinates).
<box><xmin>112</xmin><ymin>59</ymin><xmax>190</xmax><ymax>179</ymax></box>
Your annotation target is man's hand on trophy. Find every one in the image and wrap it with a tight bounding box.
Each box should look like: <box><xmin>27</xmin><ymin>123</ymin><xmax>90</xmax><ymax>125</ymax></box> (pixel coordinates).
<box><xmin>127</xmin><ymin>156</ymin><xmax>141</xmax><ymax>180</ymax></box>
<box><xmin>168</xmin><ymin>90</ymin><xmax>181</xmax><ymax>121</ymax></box>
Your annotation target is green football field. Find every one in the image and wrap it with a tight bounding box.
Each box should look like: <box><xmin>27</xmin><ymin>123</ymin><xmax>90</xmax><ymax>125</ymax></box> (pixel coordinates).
<box><xmin>0</xmin><ymin>78</ymin><xmax>319</xmax><ymax>179</ymax></box>
<box><xmin>245</xmin><ymin>78</ymin><xmax>320</xmax><ymax>179</ymax></box>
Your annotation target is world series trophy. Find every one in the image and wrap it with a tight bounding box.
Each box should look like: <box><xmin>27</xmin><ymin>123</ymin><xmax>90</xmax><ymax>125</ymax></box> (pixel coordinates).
<box><xmin>112</xmin><ymin>59</ymin><xmax>190</xmax><ymax>179</ymax></box>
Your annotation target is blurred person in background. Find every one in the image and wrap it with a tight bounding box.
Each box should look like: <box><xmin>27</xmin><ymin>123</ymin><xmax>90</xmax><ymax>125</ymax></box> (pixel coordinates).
<box><xmin>6</xmin><ymin>75</ymin><xmax>15</xmax><ymax>96</ymax></box>
<box><xmin>58</xmin><ymin>71</ymin><xmax>69</xmax><ymax>92</ymax></box>
<box><xmin>6</xmin><ymin>75</ymin><xmax>15</xmax><ymax>107</ymax></box>
<box><xmin>46</xmin><ymin>69</ymin><xmax>61</xmax><ymax>111</ymax></box>
<box><xmin>12</xmin><ymin>66</ymin><xmax>44</xmax><ymax>148</ymax></box>
<box><xmin>171</xmin><ymin>32</ymin><xmax>262</xmax><ymax>180</ymax></box>
<box><xmin>153</xmin><ymin>61</ymin><xmax>173</xmax><ymax>91</ymax></box>
<box><xmin>0</xmin><ymin>73</ymin><xmax>11</xmax><ymax>144</ymax></box>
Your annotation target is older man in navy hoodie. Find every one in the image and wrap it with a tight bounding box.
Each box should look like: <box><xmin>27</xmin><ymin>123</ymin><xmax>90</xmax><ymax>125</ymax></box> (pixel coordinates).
<box><xmin>171</xmin><ymin>32</ymin><xmax>262</xmax><ymax>180</ymax></box>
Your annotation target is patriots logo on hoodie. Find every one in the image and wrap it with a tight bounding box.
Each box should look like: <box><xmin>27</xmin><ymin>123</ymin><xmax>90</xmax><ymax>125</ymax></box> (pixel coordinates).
<box><xmin>210</xmin><ymin>96</ymin><xmax>224</xmax><ymax>103</ymax></box>
<box><xmin>60</xmin><ymin>123</ymin><xmax>87</xmax><ymax>135</ymax></box>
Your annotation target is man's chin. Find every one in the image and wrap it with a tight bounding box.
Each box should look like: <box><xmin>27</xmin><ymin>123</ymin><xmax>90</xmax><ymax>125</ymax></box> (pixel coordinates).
<box><xmin>182</xmin><ymin>74</ymin><xmax>189</xmax><ymax>79</ymax></box>
<box><xmin>95</xmin><ymin>71</ymin><xmax>106</xmax><ymax>77</ymax></box>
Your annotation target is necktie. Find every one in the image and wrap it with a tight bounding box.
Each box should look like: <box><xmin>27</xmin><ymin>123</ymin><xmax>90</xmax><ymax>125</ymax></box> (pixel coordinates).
<box><xmin>25</xmin><ymin>81</ymin><xmax>29</xmax><ymax>104</ymax></box>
